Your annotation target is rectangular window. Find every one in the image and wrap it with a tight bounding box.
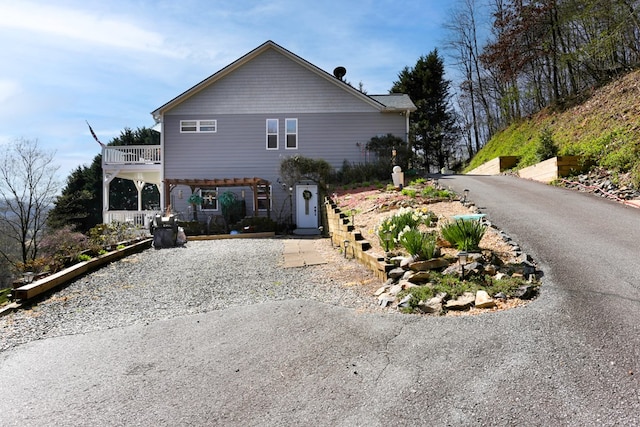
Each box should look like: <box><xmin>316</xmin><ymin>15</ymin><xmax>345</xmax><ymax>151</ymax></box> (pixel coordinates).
<box><xmin>181</xmin><ymin>120</ymin><xmax>217</xmax><ymax>133</ymax></box>
<box><xmin>257</xmin><ymin>185</ymin><xmax>272</xmax><ymax>211</ymax></box>
<box><xmin>200</xmin><ymin>188</ymin><xmax>218</xmax><ymax>211</ymax></box>
<box><xmin>199</xmin><ymin>120</ymin><xmax>217</xmax><ymax>132</ymax></box>
<box><xmin>266</xmin><ymin>119</ymin><xmax>278</xmax><ymax>149</ymax></box>
<box><xmin>180</xmin><ymin>120</ymin><xmax>197</xmax><ymax>132</ymax></box>
<box><xmin>285</xmin><ymin>118</ymin><xmax>298</xmax><ymax>149</ymax></box>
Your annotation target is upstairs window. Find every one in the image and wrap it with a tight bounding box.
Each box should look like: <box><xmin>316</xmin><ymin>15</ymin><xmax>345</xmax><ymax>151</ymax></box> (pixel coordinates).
<box><xmin>181</xmin><ymin>120</ymin><xmax>217</xmax><ymax>133</ymax></box>
<box><xmin>285</xmin><ymin>118</ymin><xmax>298</xmax><ymax>149</ymax></box>
<box><xmin>266</xmin><ymin>119</ymin><xmax>278</xmax><ymax>149</ymax></box>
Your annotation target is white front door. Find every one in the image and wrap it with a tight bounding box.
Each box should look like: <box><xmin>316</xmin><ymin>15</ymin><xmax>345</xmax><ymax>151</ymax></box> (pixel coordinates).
<box><xmin>296</xmin><ymin>184</ymin><xmax>318</xmax><ymax>229</ymax></box>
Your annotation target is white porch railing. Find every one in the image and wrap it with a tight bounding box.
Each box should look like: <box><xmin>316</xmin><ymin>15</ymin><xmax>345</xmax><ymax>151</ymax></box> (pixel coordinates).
<box><xmin>104</xmin><ymin>210</ymin><xmax>161</xmax><ymax>229</ymax></box>
<box><xmin>102</xmin><ymin>146</ymin><xmax>161</xmax><ymax>165</ymax></box>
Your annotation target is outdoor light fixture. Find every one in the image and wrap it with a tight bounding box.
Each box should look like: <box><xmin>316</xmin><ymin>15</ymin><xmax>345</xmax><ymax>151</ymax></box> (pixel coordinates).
<box><xmin>462</xmin><ymin>189</ymin><xmax>469</xmax><ymax>204</ymax></box>
<box><xmin>343</xmin><ymin>240</ymin><xmax>351</xmax><ymax>259</ymax></box>
<box><xmin>383</xmin><ymin>231</ymin><xmax>393</xmax><ymax>252</ymax></box>
<box><xmin>22</xmin><ymin>272</ymin><xmax>35</xmax><ymax>284</ymax></box>
<box><xmin>458</xmin><ymin>251</ymin><xmax>468</xmax><ymax>280</ymax></box>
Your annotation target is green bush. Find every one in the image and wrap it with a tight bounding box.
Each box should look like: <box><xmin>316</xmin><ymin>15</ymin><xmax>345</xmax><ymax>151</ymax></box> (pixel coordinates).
<box><xmin>440</xmin><ymin>219</ymin><xmax>487</xmax><ymax>251</ymax></box>
<box><xmin>401</xmin><ymin>188</ymin><xmax>417</xmax><ymax>198</ymax></box>
<box><xmin>398</xmin><ymin>229</ymin><xmax>437</xmax><ymax>260</ymax></box>
<box><xmin>535</xmin><ymin>128</ymin><xmax>559</xmax><ymax>162</ymax></box>
<box><xmin>421</xmin><ymin>185</ymin><xmax>454</xmax><ymax>199</ymax></box>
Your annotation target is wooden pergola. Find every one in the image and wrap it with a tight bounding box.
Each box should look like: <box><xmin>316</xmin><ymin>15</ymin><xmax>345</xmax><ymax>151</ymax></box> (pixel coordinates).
<box><xmin>164</xmin><ymin>177</ymin><xmax>271</xmax><ymax>218</ymax></box>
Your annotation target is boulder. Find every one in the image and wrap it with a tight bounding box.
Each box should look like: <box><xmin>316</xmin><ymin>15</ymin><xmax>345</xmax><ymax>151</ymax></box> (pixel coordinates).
<box><xmin>409</xmin><ymin>258</ymin><xmax>449</xmax><ymax>272</ymax></box>
<box><xmin>513</xmin><ymin>284</ymin><xmax>536</xmax><ymax>300</ymax></box>
<box><xmin>475</xmin><ymin>290</ymin><xmax>496</xmax><ymax>308</ymax></box>
<box><xmin>407</xmin><ymin>271</ymin><xmax>431</xmax><ymax>284</ymax></box>
<box><xmin>418</xmin><ymin>292</ymin><xmax>447</xmax><ymax>314</ymax></box>
<box><xmin>388</xmin><ymin>267</ymin><xmax>405</xmax><ymax>279</ymax></box>
<box><xmin>445</xmin><ymin>292</ymin><xmax>475</xmax><ymax>310</ymax></box>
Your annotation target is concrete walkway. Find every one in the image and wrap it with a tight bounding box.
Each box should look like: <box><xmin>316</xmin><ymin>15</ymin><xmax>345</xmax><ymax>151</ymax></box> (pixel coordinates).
<box><xmin>282</xmin><ymin>238</ymin><xmax>327</xmax><ymax>267</ymax></box>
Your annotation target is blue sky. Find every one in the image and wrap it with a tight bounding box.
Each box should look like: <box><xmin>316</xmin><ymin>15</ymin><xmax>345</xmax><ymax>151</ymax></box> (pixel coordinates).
<box><xmin>0</xmin><ymin>0</ymin><xmax>458</xmax><ymax>180</ymax></box>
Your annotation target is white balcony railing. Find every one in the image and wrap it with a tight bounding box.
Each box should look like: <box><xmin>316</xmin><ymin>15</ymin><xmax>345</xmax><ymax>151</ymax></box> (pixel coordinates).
<box><xmin>104</xmin><ymin>210</ymin><xmax>161</xmax><ymax>229</ymax></box>
<box><xmin>102</xmin><ymin>146</ymin><xmax>161</xmax><ymax>166</ymax></box>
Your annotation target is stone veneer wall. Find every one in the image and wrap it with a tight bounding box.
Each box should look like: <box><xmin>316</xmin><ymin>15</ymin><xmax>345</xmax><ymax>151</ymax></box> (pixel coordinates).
<box><xmin>324</xmin><ymin>199</ymin><xmax>392</xmax><ymax>281</ymax></box>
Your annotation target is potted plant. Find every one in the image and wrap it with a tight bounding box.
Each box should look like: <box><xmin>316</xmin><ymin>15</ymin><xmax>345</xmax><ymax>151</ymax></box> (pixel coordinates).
<box><xmin>187</xmin><ymin>193</ymin><xmax>203</xmax><ymax>220</ymax></box>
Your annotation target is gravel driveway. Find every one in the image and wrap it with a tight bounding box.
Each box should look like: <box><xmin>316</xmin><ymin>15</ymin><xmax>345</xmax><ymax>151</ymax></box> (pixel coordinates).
<box><xmin>0</xmin><ymin>238</ymin><xmax>381</xmax><ymax>353</ymax></box>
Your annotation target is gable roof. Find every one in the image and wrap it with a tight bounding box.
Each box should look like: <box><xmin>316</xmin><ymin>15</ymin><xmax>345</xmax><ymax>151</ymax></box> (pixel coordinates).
<box><xmin>151</xmin><ymin>40</ymin><xmax>415</xmax><ymax>120</ymax></box>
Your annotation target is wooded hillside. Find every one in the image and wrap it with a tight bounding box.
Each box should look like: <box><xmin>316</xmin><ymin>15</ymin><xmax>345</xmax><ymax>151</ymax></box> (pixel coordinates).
<box><xmin>466</xmin><ymin>68</ymin><xmax>640</xmax><ymax>186</ymax></box>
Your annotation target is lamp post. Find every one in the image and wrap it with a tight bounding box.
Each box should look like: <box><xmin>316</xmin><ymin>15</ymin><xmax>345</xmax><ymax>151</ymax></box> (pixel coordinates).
<box><xmin>343</xmin><ymin>240</ymin><xmax>351</xmax><ymax>259</ymax></box>
<box><xmin>288</xmin><ymin>186</ymin><xmax>293</xmax><ymax>232</ymax></box>
<box><xmin>458</xmin><ymin>251</ymin><xmax>468</xmax><ymax>280</ymax></box>
<box><xmin>462</xmin><ymin>188</ymin><xmax>469</xmax><ymax>204</ymax></box>
<box><xmin>382</xmin><ymin>231</ymin><xmax>393</xmax><ymax>252</ymax></box>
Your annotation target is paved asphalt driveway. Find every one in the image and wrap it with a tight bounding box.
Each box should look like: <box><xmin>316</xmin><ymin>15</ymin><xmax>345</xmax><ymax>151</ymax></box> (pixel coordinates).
<box><xmin>1</xmin><ymin>175</ymin><xmax>639</xmax><ymax>426</ymax></box>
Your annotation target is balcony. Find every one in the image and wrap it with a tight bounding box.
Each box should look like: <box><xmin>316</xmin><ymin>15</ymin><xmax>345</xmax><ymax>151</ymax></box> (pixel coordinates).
<box><xmin>102</xmin><ymin>145</ymin><xmax>161</xmax><ymax>168</ymax></box>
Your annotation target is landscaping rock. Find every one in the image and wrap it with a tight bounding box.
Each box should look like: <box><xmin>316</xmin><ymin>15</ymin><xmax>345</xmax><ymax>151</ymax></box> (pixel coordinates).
<box><xmin>418</xmin><ymin>299</ymin><xmax>442</xmax><ymax>314</ymax></box>
<box><xmin>374</xmin><ymin>285</ymin><xmax>389</xmax><ymax>296</ymax></box>
<box><xmin>388</xmin><ymin>267</ymin><xmax>405</xmax><ymax>279</ymax></box>
<box><xmin>513</xmin><ymin>284</ymin><xmax>537</xmax><ymax>300</ymax></box>
<box><xmin>389</xmin><ymin>284</ymin><xmax>404</xmax><ymax>296</ymax></box>
<box><xmin>475</xmin><ymin>290</ymin><xmax>496</xmax><ymax>309</ymax></box>
<box><xmin>378</xmin><ymin>293</ymin><xmax>396</xmax><ymax>307</ymax></box>
<box><xmin>397</xmin><ymin>294</ymin><xmax>412</xmax><ymax>308</ymax></box>
<box><xmin>407</xmin><ymin>271</ymin><xmax>431</xmax><ymax>284</ymax></box>
<box><xmin>409</xmin><ymin>258</ymin><xmax>449</xmax><ymax>271</ymax></box>
<box><xmin>445</xmin><ymin>292</ymin><xmax>475</xmax><ymax>310</ymax></box>
<box><xmin>417</xmin><ymin>292</ymin><xmax>447</xmax><ymax>314</ymax></box>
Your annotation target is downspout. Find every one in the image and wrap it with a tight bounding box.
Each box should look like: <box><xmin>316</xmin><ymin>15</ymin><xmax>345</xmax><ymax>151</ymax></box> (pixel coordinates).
<box><xmin>405</xmin><ymin>110</ymin><xmax>412</xmax><ymax>168</ymax></box>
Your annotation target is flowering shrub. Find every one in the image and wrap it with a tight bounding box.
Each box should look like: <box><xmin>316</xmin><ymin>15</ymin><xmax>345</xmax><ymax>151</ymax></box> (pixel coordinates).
<box><xmin>89</xmin><ymin>222</ymin><xmax>140</xmax><ymax>248</ymax></box>
<box><xmin>38</xmin><ymin>226</ymin><xmax>91</xmax><ymax>272</ymax></box>
<box><xmin>376</xmin><ymin>207</ymin><xmax>435</xmax><ymax>251</ymax></box>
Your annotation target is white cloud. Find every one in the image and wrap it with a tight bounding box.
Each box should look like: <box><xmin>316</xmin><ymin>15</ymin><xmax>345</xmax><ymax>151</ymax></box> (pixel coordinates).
<box><xmin>0</xmin><ymin>79</ymin><xmax>20</xmax><ymax>103</ymax></box>
<box><xmin>0</xmin><ymin>2</ymin><xmax>172</xmax><ymax>56</ymax></box>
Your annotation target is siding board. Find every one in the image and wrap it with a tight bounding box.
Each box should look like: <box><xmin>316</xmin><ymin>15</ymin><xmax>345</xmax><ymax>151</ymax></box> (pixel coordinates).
<box><xmin>166</xmin><ymin>50</ymin><xmax>380</xmax><ymax>115</ymax></box>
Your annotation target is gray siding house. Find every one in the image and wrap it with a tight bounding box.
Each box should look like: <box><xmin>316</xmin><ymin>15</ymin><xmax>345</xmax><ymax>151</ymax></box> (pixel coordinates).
<box><xmin>105</xmin><ymin>40</ymin><xmax>415</xmax><ymax>232</ymax></box>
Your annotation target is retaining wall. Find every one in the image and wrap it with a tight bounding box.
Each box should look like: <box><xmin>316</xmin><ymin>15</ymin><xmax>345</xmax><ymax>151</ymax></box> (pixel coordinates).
<box><xmin>467</xmin><ymin>156</ymin><xmax>520</xmax><ymax>175</ymax></box>
<box><xmin>518</xmin><ymin>156</ymin><xmax>583</xmax><ymax>183</ymax></box>
<box><xmin>324</xmin><ymin>200</ymin><xmax>392</xmax><ymax>281</ymax></box>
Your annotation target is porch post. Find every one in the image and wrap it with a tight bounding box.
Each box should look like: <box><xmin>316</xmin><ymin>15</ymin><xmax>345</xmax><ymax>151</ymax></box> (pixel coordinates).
<box><xmin>103</xmin><ymin>172</ymin><xmax>116</xmax><ymax>224</ymax></box>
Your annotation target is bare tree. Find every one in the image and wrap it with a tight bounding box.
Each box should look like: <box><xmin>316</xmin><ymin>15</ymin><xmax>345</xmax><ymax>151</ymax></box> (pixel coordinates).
<box><xmin>0</xmin><ymin>138</ymin><xmax>60</xmax><ymax>267</ymax></box>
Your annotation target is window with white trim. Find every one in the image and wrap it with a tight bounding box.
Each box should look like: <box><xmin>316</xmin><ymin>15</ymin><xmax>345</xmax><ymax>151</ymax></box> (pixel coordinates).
<box><xmin>266</xmin><ymin>119</ymin><xmax>278</xmax><ymax>149</ymax></box>
<box><xmin>285</xmin><ymin>118</ymin><xmax>298</xmax><ymax>149</ymax></box>
<box><xmin>257</xmin><ymin>185</ymin><xmax>272</xmax><ymax>211</ymax></box>
<box><xmin>181</xmin><ymin>120</ymin><xmax>217</xmax><ymax>133</ymax></box>
<box><xmin>199</xmin><ymin>188</ymin><xmax>218</xmax><ymax>210</ymax></box>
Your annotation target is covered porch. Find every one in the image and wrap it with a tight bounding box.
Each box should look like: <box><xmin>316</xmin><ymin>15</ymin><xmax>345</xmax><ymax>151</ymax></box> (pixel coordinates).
<box><xmin>102</xmin><ymin>145</ymin><xmax>162</xmax><ymax>227</ymax></box>
<box><xmin>164</xmin><ymin>177</ymin><xmax>271</xmax><ymax>219</ymax></box>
